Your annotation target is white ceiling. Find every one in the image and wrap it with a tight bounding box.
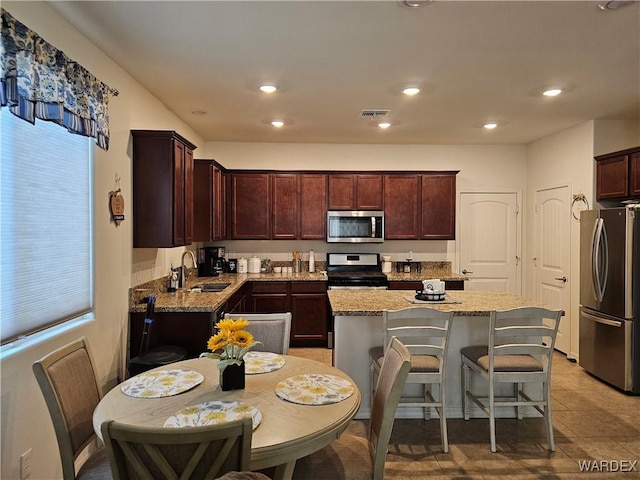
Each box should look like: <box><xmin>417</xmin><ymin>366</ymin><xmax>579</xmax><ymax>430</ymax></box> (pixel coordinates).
<box><xmin>50</xmin><ymin>0</ymin><xmax>640</xmax><ymax>145</ymax></box>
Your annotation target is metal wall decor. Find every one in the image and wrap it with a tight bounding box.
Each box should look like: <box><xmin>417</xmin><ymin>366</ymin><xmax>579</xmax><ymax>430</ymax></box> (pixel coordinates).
<box><xmin>109</xmin><ymin>174</ymin><xmax>125</xmax><ymax>226</ymax></box>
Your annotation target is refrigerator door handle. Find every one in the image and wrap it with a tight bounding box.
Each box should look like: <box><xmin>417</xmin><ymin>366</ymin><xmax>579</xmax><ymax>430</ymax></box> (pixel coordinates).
<box><xmin>591</xmin><ymin>218</ymin><xmax>603</xmax><ymax>302</ymax></box>
<box><xmin>600</xmin><ymin>220</ymin><xmax>609</xmax><ymax>300</ymax></box>
<box><xmin>591</xmin><ymin>218</ymin><xmax>609</xmax><ymax>302</ymax></box>
<box><xmin>581</xmin><ymin>310</ymin><xmax>623</xmax><ymax>328</ymax></box>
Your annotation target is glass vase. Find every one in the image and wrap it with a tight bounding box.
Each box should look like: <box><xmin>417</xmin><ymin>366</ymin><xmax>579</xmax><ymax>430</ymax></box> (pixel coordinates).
<box><xmin>220</xmin><ymin>360</ymin><xmax>245</xmax><ymax>391</ymax></box>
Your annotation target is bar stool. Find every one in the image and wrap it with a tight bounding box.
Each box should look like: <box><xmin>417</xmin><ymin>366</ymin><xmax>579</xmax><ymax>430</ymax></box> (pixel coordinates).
<box><xmin>369</xmin><ymin>307</ymin><xmax>454</xmax><ymax>453</ymax></box>
<box><xmin>460</xmin><ymin>306</ymin><xmax>562</xmax><ymax>452</ymax></box>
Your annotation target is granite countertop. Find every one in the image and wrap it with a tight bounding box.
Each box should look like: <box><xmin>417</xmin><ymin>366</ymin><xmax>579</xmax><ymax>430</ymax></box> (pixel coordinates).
<box><xmin>129</xmin><ymin>271</ymin><xmax>328</xmax><ymax>313</ymax></box>
<box><xmin>328</xmin><ymin>289</ymin><xmax>552</xmax><ymax>317</ymax></box>
<box><xmin>128</xmin><ymin>262</ymin><xmax>468</xmax><ymax>313</ymax></box>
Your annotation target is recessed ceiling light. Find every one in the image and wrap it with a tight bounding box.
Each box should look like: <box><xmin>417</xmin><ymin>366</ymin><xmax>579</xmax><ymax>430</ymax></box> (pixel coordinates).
<box><xmin>483</xmin><ymin>123</ymin><xmax>498</xmax><ymax>130</ymax></box>
<box><xmin>260</xmin><ymin>85</ymin><xmax>277</xmax><ymax>94</ymax></box>
<box><xmin>378</xmin><ymin>122</ymin><xmax>391</xmax><ymax>129</ymax></box>
<box><xmin>542</xmin><ymin>88</ymin><xmax>562</xmax><ymax>97</ymax></box>
<box><xmin>402</xmin><ymin>87</ymin><xmax>421</xmax><ymax>96</ymax></box>
<box><xmin>401</xmin><ymin>0</ymin><xmax>433</xmax><ymax>7</ymax></box>
<box><xmin>597</xmin><ymin>1</ymin><xmax>636</xmax><ymax>10</ymax></box>
<box><xmin>271</xmin><ymin>120</ymin><xmax>284</xmax><ymax>128</ymax></box>
<box><xmin>191</xmin><ymin>110</ymin><xmax>207</xmax><ymax>115</ymax></box>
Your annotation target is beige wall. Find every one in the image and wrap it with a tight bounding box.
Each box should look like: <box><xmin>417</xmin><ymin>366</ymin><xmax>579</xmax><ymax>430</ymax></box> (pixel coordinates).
<box><xmin>0</xmin><ymin>3</ymin><xmax>203</xmax><ymax>479</ymax></box>
<box><xmin>593</xmin><ymin>119</ymin><xmax>640</xmax><ymax>157</ymax></box>
<box><xmin>525</xmin><ymin>121</ymin><xmax>595</xmax><ymax>360</ymax></box>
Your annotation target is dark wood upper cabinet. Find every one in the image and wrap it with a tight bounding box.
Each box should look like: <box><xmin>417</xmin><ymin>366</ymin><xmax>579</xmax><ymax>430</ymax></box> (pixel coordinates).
<box><xmin>230</xmin><ymin>173</ymin><xmax>271</xmax><ymax>239</ymax></box>
<box><xmin>595</xmin><ymin>146</ymin><xmax>640</xmax><ymax>201</ymax></box>
<box><xmin>356</xmin><ymin>174</ymin><xmax>384</xmax><ymax>210</ymax></box>
<box><xmin>218</xmin><ymin>169</ymin><xmax>455</xmax><ymax>241</ymax></box>
<box><xmin>272</xmin><ymin>173</ymin><xmax>299</xmax><ymax>240</ymax></box>
<box><xmin>214</xmin><ymin>168</ymin><xmax>227</xmax><ymax>240</ymax></box>
<box><xmin>300</xmin><ymin>174</ymin><xmax>327</xmax><ymax>239</ymax></box>
<box><xmin>630</xmin><ymin>151</ymin><xmax>640</xmax><ymax>197</ymax></box>
<box><xmin>193</xmin><ymin>160</ymin><xmax>226</xmax><ymax>242</ymax></box>
<box><xmin>596</xmin><ymin>154</ymin><xmax>629</xmax><ymax>200</ymax></box>
<box><xmin>384</xmin><ymin>174</ymin><xmax>421</xmax><ymax>239</ymax></box>
<box><xmin>328</xmin><ymin>173</ymin><xmax>383</xmax><ymax>210</ymax></box>
<box><xmin>328</xmin><ymin>174</ymin><xmax>355</xmax><ymax>210</ymax></box>
<box><xmin>421</xmin><ymin>173</ymin><xmax>456</xmax><ymax>239</ymax></box>
<box><xmin>132</xmin><ymin>130</ymin><xmax>196</xmax><ymax>248</ymax></box>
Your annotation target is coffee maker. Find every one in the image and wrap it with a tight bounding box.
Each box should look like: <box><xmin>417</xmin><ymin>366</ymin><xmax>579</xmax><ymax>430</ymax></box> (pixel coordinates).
<box><xmin>198</xmin><ymin>247</ymin><xmax>227</xmax><ymax>276</ymax></box>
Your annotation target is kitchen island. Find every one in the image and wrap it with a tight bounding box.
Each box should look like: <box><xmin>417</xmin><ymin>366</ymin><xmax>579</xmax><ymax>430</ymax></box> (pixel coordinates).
<box><xmin>329</xmin><ymin>289</ymin><xmax>558</xmax><ymax>420</ymax></box>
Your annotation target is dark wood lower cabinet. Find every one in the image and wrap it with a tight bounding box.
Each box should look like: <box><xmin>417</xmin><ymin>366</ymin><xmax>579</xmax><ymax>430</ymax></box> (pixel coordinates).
<box><xmin>290</xmin><ymin>282</ymin><xmax>328</xmax><ymax>347</ymax></box>
<box><xmin>226</xmin><ymin>283</ymin><xmax>249</xmax><ymax>313</ymax></box>
<box><xmin>250</xmin><ymin>281</ymin><xmax>290</xmax><ymax>313</ymax></box>
<box><xmin>249</xmin><ymin>281</ymin><xmax>328</xmax><ymax>348</ymax></box>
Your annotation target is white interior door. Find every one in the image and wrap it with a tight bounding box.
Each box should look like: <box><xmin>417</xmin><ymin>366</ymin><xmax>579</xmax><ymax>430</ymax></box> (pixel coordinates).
<box><xmin>535</xmin><ymin>185</ymin><xmax>571</xmax><ymax>354</ymax></box>
<box><xmin>459</xmin><ymin>192</ymin><xmax>519</xmax><ymax>293</ymax></box>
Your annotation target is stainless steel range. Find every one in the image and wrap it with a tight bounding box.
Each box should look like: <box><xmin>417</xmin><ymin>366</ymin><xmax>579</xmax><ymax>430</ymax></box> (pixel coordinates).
<box><xmin>326</xmin><ymin>253</ymin><xmax>389</xmax><ymax>290</ymax></box>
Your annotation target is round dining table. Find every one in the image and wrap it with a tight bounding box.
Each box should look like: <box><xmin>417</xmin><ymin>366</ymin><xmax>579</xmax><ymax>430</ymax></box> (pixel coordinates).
<box><xmin>93</xmin><ymin>355</ymin><xmax>361</xmax><ymax>480</ymax></box>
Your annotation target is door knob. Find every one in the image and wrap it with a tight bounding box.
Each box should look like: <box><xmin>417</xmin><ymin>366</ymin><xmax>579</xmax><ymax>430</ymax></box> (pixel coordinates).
<box><xmin>555</xmin><ymin>276</ymin><xmax>567</xmax><ymax>283</ymax></box>
<box><xmin>462</xmin><ymin>269</ymin><xmax>473</xmax><ymax>274</ymax></box>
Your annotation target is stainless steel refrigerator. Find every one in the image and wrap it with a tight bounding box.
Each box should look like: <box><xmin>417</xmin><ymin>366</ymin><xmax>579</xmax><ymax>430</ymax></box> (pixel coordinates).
<box><xmin>579</xmin><ymin>205</ymin><xmax>639</xmax><ymax>393</ymax></box>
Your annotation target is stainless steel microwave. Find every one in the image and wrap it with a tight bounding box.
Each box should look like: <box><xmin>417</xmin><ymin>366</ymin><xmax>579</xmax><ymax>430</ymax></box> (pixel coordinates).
<box><xmin>326</xmin><ymin>210</ymin><xmax>384</xmax><ymax>243</ymax></box>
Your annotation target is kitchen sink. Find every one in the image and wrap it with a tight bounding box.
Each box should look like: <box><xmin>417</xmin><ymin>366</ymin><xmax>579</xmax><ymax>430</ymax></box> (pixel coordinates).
<box><xmin>197</xmin><ymin>283</ymin><xmax>230</xmax><ymax>292</ymax></box>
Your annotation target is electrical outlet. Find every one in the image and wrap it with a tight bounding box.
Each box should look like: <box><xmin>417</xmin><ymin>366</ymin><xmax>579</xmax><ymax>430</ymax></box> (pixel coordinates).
<box><xmin>20</xmin><ymin>448</ymin><xmax>32</xmax><ymax>479</ymax></box>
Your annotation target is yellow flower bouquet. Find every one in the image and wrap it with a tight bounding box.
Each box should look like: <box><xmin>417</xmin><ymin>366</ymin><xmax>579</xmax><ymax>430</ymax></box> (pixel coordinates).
<box><xmin>202</xmin><ymin>317</ymin><xmax>260</xmax><ymax>371</ymax></box>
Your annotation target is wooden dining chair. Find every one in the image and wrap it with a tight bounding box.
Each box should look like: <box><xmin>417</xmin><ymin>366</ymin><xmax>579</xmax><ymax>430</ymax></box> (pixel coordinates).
<box><xmin>223</xmin><ymin>312</ymin><xmax>292</xmax><ymax>354</ymax></box>
<box><xmin>101</xmin><ymin>417</ymin><xmax>253</xmax><ymax>480</ymax></box>
<box><xmin>370</xmin><ymin>307</ymin><xmax>454</xmax><ymax>453</ymax></box>
<box><xmin>293</xmin><ymin>337</ymin><xmax>411</xmax><ymax>480</ymax></box>
<box><xmin>461</xmin><ymin>306</ymin><xmax>563</xmax><ymax>452</ymax></box>
<box><xmin>32</xmin><ymin>337</ymin><xmax>112</xmax><ymax>480</ymax></box>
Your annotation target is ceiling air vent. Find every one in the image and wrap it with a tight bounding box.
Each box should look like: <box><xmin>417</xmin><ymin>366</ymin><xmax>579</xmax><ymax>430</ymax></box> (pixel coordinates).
<box><xmin>360</xmin><ymin>109</ymin><xmax>390</xmax><ymax>119</ymax></box>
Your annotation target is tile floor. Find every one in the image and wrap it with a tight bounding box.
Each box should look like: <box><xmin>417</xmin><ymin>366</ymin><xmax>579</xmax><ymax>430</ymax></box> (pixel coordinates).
<box><xmin>288</xmin><ymin>348</ymin><xmax>640</xmax><ymax>479</ymax></box>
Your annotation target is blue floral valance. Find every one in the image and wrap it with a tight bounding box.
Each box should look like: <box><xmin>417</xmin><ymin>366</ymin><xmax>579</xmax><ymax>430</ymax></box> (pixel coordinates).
<box><xmin>0</xmin><ymin>9</ymin><xmax>118</xmax><ymax>151</ymax></box>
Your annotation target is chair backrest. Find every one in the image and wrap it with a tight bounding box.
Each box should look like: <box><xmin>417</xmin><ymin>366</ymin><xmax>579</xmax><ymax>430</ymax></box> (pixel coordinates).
<box><xmin>369</xmin><ymin>337</ymin><xmax>411</xmax><ymax>480</ymax></box>
<box><xmin>383</xmin><ymin>307</ymin><xmax>453</xmax><ymax>371</ymax></box>
<box><xmin>489</xmin><ymin>307</ymin><xmax>563</xmax><ymax>381</ymax></box>
<box><xmin>223</xmin><ymin>312</ymin><xmax>292</xmax><ymax>354</ymax></box>
<box><xmin>32</xmin><ymin>337</ymin><xmax>102</xmax><ymax>480</ymax></box>
<box><xmin>101</xmin><ymin>417</ymin><xmax>253</xmax><ymax>480</ymax></box>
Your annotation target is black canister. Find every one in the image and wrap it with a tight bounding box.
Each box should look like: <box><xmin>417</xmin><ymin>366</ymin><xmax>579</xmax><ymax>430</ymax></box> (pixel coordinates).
<box><xmin>227</xmin><ymin>258</ymin><xmax>238</xmax><ymax>273</ymax></box>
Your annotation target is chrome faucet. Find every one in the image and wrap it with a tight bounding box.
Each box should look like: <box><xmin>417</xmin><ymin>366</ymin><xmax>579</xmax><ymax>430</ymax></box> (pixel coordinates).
<box><xmin>180</xmin><ymin>250</ymin><xmax>198</xmax><ymax>288</ymax></box>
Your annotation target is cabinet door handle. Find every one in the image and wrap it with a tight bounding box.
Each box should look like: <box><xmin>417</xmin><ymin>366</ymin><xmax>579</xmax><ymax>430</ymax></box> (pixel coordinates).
<box><xmin>462</xmin><ymin>269</ymin><xmax>473</xmax><ymax>274</ymax></box>
<box><xmin>555</xmin><ymin>276</ymin><xmax>567</xmax><ymax>283</ymax></box>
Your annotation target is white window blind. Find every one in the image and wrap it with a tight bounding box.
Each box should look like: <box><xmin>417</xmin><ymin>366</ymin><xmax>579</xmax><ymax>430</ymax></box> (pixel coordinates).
<box><xmin>1</xmin><ymin>109</ymin><xmax>93</xmax><ymax>344</ymax></box>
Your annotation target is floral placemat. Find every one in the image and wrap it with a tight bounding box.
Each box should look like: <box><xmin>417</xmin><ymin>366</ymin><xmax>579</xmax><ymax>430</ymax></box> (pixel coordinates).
<box><xmin>164</xmin><ymin>400</ymin><xmax>262</xmax><ymax>430</ymax></box>
<box><xmin>244</xmin><ymin>351</ymin><xmax>286</xmax><ymax>374</ymax></box>
<box><xmin>275</xmin><ymin>374</ymin><xmax>355</xmax><ymax>405</ymax></box>
<box><xmin>120</xmin><ymin>369</ymin><xmax>204</xmax><ymax>398</ymax></box>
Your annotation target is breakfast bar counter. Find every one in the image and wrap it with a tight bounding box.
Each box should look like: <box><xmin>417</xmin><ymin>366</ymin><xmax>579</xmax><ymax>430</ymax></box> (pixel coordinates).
<box><xmin>329</xmin><ymin>289</ymin><xmax>555</xmax><ymax>420</ymax></box>
<box><xmin>328</xmin><ymin>289</ymin><xmax>545</xmax><ymax>316</ymax></box>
